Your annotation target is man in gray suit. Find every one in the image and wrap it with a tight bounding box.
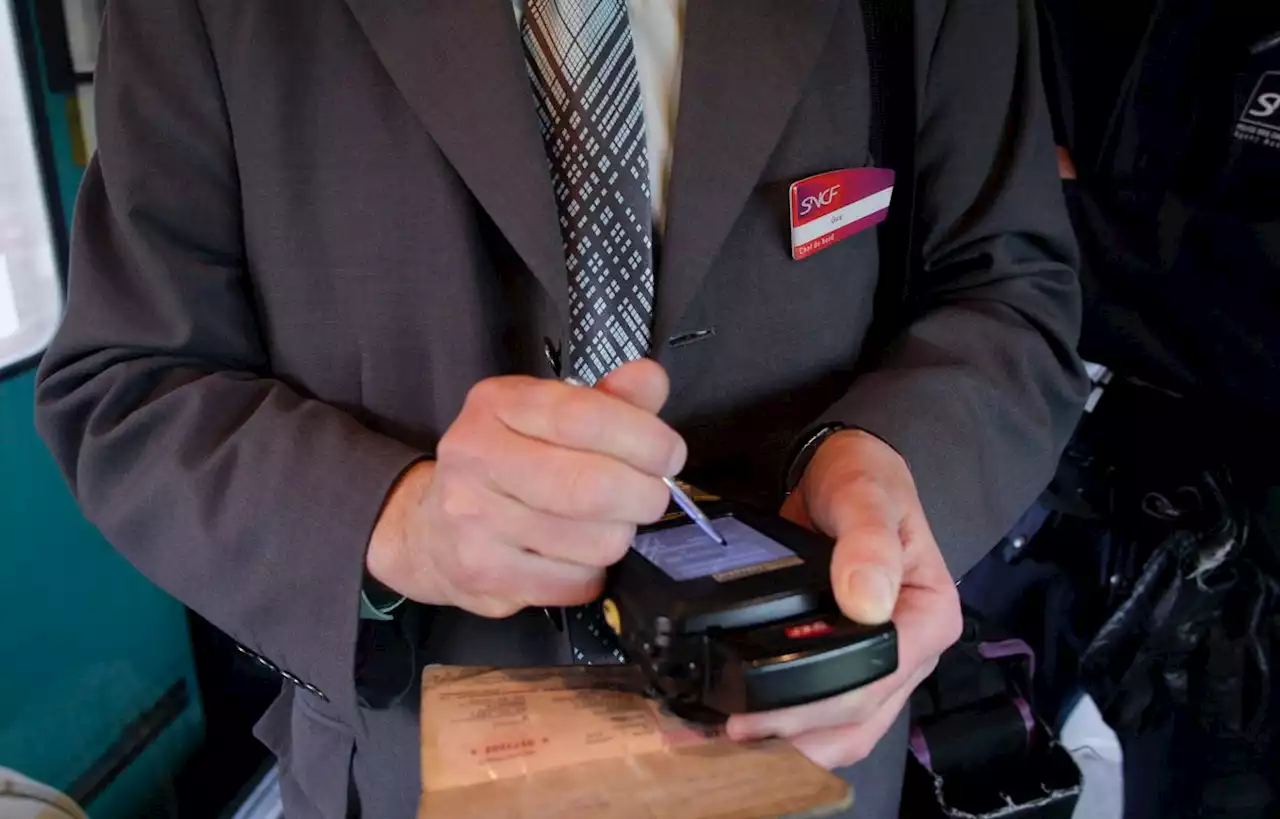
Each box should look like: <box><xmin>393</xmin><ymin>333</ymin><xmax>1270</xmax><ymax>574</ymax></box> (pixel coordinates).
<box><xmin>34</xmin><ymin>0</ymin><xmax>1087</xmax><ymax>816</ymax></box>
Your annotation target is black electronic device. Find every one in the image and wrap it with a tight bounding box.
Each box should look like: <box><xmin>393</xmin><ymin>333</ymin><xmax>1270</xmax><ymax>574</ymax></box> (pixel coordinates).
<box><xmin>599</xmin><ymin>501</ymin><xmax>899</xmax><ymax>722</ymax></box>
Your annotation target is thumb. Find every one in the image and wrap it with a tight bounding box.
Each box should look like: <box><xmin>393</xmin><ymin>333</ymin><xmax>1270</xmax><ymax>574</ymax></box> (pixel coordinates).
<box><xmin>827</xmin><ymin>484</ymin><xmax>905</xmax><ymax>625</ymax></box>
<box><xmin>596</xmin><ymin>358</ymin><xmax>670</xmax><ymax>415</ymax></box>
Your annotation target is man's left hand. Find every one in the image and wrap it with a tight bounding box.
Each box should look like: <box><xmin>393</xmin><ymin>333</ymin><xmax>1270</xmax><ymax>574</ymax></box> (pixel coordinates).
<box><xmin>725</xmin><ymin>430</ymin><xmax>963</xmax><ymax>769</ymax></box>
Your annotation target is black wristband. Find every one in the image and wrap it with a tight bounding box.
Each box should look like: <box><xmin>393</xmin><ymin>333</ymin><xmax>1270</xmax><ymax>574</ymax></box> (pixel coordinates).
<box><xmin>783</xmin><ymin>423</ymin><xmax>847</xmax><ymax>496</ymax></box>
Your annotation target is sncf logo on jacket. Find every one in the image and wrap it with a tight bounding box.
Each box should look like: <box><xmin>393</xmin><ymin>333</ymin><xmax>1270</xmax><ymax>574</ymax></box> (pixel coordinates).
<box><xmin>1236</xmin><ymin>71</ymin><xmax>1280</xmax><ymax>148</ymax></box>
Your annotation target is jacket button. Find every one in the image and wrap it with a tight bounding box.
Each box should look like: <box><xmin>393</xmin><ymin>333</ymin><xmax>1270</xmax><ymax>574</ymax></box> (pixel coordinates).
<box><xmin>543</xmin><ymin>337</ymin><xmax>562</xmax><ymax>376</ymax></box>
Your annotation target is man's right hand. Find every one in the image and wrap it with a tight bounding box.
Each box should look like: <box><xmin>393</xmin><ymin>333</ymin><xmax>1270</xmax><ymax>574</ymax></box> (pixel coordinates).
<box><xmin>365</xmin><ymin>359</ymin><xmax>684</xmax><ymax>618</ymax></box>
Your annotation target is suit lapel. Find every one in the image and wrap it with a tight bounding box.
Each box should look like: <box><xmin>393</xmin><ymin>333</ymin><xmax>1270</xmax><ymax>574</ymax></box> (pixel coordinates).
<box><xmin>344</xmin><ymin>0</ymin><xmax>569</xmax><ymax>319</ymax></box>
<box><xmin>653</xmin><ymin>0</ymin><xmax>840</xmax><ymax>345</ymax></box>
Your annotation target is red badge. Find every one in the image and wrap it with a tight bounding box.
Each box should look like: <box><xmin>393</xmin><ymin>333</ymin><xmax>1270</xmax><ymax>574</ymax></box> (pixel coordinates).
<box><xmin>789</xmin><ymin>168</ymin><xmax>895</xmax><ymax>260</ymax></box>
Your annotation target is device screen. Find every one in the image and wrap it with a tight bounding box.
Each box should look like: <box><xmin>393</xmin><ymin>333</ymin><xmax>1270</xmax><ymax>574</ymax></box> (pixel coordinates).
<box><xmin>632</xmin><ymin>517</ymin><xmax>802</xmax><ymax>582</ymax></box>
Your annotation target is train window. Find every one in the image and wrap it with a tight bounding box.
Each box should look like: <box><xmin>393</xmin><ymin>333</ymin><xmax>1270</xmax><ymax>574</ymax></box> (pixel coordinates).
<box><xmin>0</xmin><ymin>0</ymin><xmax>63</xmax><ymax>374</ymax></box>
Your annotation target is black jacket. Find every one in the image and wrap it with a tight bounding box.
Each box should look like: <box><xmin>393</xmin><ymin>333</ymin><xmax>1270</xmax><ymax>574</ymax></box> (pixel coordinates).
<box><xmin>1042</xmin><ymin>0</ymin><xmax>1280</xmax><ymax>416</ymax></box>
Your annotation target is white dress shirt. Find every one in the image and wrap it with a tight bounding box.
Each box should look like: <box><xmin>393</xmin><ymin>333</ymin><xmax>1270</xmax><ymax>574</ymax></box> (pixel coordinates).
<box><xmin>513</xmin><ymin>0</ymin><xmax>686</xmax><ymax>231</ymax></box>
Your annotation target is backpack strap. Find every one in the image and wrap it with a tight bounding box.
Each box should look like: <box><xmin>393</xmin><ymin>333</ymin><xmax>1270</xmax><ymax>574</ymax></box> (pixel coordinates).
<box><xmin>860</xmin><ymin>0</ymin><xmax>920</xmax><ymax>343</ymax></box>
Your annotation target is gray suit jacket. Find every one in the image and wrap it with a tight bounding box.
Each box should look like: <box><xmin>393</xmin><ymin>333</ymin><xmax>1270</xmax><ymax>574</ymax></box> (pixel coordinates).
<box><xmin>34</xmin><ymin>0</ymin><xmax>1086</xmax><ymax>815</ymax></box>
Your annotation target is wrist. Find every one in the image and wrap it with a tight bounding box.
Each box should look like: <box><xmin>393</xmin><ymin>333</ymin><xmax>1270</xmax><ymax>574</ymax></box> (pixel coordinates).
<box><xmin>787</xmin><ymin>425</ymin><xmax>905</xmax><ymax>496</ymax></box>
<box><xmin>799</xmin><ymin>429</ymin><xmax>912</xmax><ymax>520</ymax></box>
<box><xmin>784</xmin><ymin>423</ymin><xmax>847</xmax><ymax>497</ymax></box>
<box><xmin>366</xmin><ymin>459</ymin><xmax>436</xmax><ymax>592</ymax></box>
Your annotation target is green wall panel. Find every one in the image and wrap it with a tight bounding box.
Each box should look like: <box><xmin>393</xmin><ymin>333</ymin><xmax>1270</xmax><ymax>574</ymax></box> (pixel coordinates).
<box><xmin>0</xmin><ymin>369</ymin><xmax>204</xmax><ymax>814</ymax></box>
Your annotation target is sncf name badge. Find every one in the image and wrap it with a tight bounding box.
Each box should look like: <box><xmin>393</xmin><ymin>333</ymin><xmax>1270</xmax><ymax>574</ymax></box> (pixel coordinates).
<box><xmin>789</xmin><ymin>168</ymin><xmax>894</xmax><ymax>261</ymax></box>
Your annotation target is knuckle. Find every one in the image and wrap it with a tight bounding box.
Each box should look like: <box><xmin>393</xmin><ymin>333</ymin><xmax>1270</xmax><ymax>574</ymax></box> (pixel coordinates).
<box><xmin>434</xmin><ymin>427</ymin><xmax>464</xmax><ymax>462</ymax></box>
<box><xmin>567</xmin><ymin>570</ymin><xmax>606</xmax><ymax>604</ymax></box>
<box><xmin>436</xmin><ymin>419</ymin><xmax>485</xmax><ymax>465</ymax></box>
<box><xmin>437</xmin><ymin>482</ymin><xmax>486</xmax><ymax>525</ymax></box>
<box><xmin>665</xmin><ymin>434</ymin><xmax>688</xmax><ymax>476</ymax></box>
<box><xmin>470</xmin><ymin>596</ymin><xmax>522</xmax><ymax>619</ymax></box>
<box><xmin>464</xmin><ymin>377</ymin><xmax>503</xmax><ymax>411</ymax></box>
<box><xmin>841</xmin><ymin>695</ymin><xmax>876</xmax><ymax>725</ymax></box>
<box><xmin>527</xmin><ymin>567</ymin><xmax>603</xmax><ymax>606</ymax></box>
<box><xmin>450</xmin><ymin>543</ymin><xmax>500</xmax><ymax>596</ymax></box>
<box><xmin>633</xmin><ymin>425</ymin><xmax>684</xmax><ymax>477</ymax></box>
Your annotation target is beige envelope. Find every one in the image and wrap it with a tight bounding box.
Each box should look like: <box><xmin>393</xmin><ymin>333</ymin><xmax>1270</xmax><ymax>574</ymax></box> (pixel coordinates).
<box><xmin>419</xmin><ymin>665</ymin><xmax>852</xmax><ymax>819</ymax></box>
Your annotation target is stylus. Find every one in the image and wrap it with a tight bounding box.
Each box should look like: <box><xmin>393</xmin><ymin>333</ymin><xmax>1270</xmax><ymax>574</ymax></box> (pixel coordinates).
<box><xmin>564</xmin><ymin>376</ymin><xmax>728</xmax><ymax>547</ymax></box>
<box><xmin>662</xmin><ymin>477</ymin><xmax>729</xmax><ymax>547</ymax></box>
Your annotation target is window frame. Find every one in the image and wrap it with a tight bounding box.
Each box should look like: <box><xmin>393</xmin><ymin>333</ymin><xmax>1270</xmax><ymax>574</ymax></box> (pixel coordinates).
<box><xmin>0</xmin><ymin>0</ymin><xmax>71</xmax><ymax>382</ymax></box>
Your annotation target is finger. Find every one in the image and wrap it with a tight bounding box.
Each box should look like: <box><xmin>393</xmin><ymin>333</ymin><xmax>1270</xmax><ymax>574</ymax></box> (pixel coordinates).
<box><xmin>471</xmin><ymin>376</ymin><xmax>686</xmax><ymax>478</ymax></box>
<box><xmin>726</xmin><ymin>673</ymin><xmax>896</xmax><ymax>742</ymax></box>
<box><xmin>727</xmin><ymin>655</ymin><xmax>935</xmax><ymax>745</ymax></box>
<box><xmin>891</xmin><ymin>577</ymin><xmax>964</xmax><ymax>670</ymax></box>
<box><xmin>479</xmin><ymin>490</ymin><xmax>637</xmax><ymax>567</ymax></box>
<box><xmin>727</xmin><ymin>567</ymin><xmax>955</xmax><ymax>741</ymax></box>
<box><xmin>596</xmin><ymin>358</ymin><xmax>670</xmax><ymax>415</ymax></box>
<box><xmin>789</xmin><ymin>663</ymin><xmax>924</xmax><ymax>770</ymax></box>
<box><xmin>827</xmin><ymin>478</ymin><xmax>905</xmax><ymax>624</ymax></box>
<box><xmin>460</xmin><ymin>423</ymin><xmax>670</xmax><ymax>524</ymax></box>
<box><xmin>891</xmin><ymin>507</ymin><xmax>963</xmax><ymax>661</ymax></box>
<box><xmin>444</xmin><ymin>537</ymin><xmax>606</xmax><ymax>610</ymax></box>
<box><xmin>900</xmin><ymin>507</ymin><xmax>959</xmax><ymax>598</ymax></box>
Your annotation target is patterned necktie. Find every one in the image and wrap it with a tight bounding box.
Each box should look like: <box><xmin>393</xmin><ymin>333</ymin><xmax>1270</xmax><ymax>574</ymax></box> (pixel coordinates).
<box><xmin>522</xmin><ymin>0</ymin><xmax>656</xmax><ymax>385</ymax></box>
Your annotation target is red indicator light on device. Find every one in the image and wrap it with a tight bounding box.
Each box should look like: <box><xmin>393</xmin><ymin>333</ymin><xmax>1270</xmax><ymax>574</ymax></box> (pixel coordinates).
<box><xmin>785</xmin><ymin>620</ymin><xmax>833</xmax><ymax>640</ymax></box>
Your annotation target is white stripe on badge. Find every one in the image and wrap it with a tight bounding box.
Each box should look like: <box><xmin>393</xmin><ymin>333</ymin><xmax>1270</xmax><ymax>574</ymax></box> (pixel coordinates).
<box><xmin>791</xmin><ymin>187</ymin><xmax>894</xmax><ymax>248</ymax></box>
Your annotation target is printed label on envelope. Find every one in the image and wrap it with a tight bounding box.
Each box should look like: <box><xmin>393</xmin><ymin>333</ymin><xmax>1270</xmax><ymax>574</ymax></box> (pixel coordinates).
<box><xmin>789</xmin><ymin>168</ymin><xmax>895</xmax><ymax>260</ymax></box>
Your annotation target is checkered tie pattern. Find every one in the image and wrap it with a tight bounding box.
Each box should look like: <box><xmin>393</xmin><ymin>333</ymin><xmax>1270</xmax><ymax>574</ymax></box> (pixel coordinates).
<box><xmin>522</xmin><ymin>0</ymin><xmax>656</xmax><ymax>385</ymax></box>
